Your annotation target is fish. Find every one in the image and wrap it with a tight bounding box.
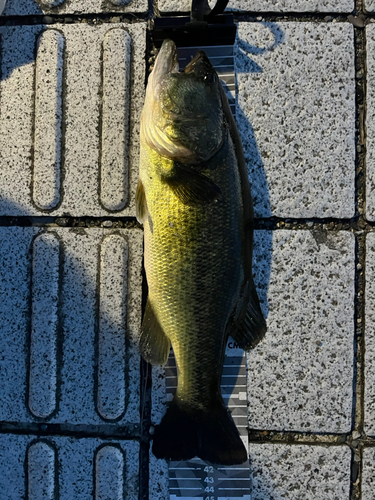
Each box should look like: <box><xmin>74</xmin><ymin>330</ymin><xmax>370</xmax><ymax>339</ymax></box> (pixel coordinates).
<box><xmin>136</xmin><ymin>39</ymin><xmax>266</xmax><ymax>465</ymax></box>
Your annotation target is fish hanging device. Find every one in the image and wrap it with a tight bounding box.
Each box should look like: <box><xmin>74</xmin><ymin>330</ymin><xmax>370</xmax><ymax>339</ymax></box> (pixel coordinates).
<box><xmin>153</xmin><ymin>0</ymin><xmax>237</xmax><ymax>115</ymax></box>
<box><xmin>151</xmin><ymin>3</ymin><xmax>255</xmax><ymax>499</ymax></box>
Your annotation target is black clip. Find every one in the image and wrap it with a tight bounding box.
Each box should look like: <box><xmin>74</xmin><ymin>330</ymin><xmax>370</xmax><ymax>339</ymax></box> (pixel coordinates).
<box><xmin>153</xmin><ymin>0</ymin><xmax>236</xmax><ymax>48</ymax></box>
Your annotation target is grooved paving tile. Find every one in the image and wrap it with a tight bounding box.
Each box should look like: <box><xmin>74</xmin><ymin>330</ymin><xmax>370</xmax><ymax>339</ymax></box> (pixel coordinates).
<box><xmin>159</xmin><ymin>0</ymin><xmax>353</xmax><ymax>13</ymax></box>
<box><xmin>236</xmin><ymin>22</ymin><xmax>355</xmax><ymax>218</ymax></box>
<box><xmin>249</xmin><ymin>443</ymin><xmax>351</xmax><ymax>499</ymax></box>
<box><xmin>248</xmin><ymin>230</ymin><xmax>354</xmax><ymax>432</ymax></box>
<box><xmin>2</xmin><ymin>0</ymin><xmax>148</xmax><ymax>15</ymax></box>
<box><xmin>0</xmin><ymin>23</ymin><xmax>145</xmax><ymax>217</ymax></box>
<box><xmin>366</xmin><ymin>24</ymin><xmax>375</xmax><ymax>221</ymax></box>
<box><xmin>0</xmin><ymin>435</ymin><xmax>139</xmax><ymax>500</ymax></box>
<box><xmin>362</xmin><ymin>448</ymin><xmax>375</xmax><ymax>500</ymax></box>
<box><xmin>0</xmin><ymin>227</ymin><xmax>143</xmax><ymax>426</ymax></box>
<box><xmin>365</xmin><ymin>233</ymin><xmax>375</xmax><ymax>435</ymax></box>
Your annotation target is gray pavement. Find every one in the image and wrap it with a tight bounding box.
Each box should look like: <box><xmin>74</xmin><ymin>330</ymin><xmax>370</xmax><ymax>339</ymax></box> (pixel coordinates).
<box><xmin>0</xmin><ymin>1</ymin><xmax>373</xmax><ymax>499</ymax></box>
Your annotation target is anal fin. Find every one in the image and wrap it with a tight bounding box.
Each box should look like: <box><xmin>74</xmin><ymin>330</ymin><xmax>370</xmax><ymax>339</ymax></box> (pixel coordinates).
<box><xmin>230</xmin><ymin>278</ymin><xmax>266</xmax><ymax>350</ymax></box>
<box><xmin>139</xmin><ymin>299</ymin><xmax>170</xmax><ymax>365</ymax></box>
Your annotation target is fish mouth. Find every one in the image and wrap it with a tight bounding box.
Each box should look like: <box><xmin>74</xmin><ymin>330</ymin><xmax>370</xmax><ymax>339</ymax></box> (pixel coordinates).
<box><xmin>152</xmin><ymin>39</ymin><xmax>179</xmax><ymax>87</ymax></box>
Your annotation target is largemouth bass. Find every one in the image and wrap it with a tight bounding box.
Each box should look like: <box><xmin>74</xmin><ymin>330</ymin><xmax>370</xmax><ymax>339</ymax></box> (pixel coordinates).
<box><xmin>136</xmin><ymin>39</ymin><xmax>266</xmax><ymax>465</ymax></box>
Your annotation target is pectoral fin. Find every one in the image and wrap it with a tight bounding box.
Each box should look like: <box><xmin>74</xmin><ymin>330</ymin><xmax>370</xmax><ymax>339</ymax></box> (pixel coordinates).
<box><xmin>135</xmin><ymin>179</ymin><xmax>148</xmax><ymax>223</ymax></box>
<box><xmin>229</xmin><ymin>278</ymin><xmax>266</xmax><ymax>350</ymax></box>
<box><xmin>162</xmin><ymin>165</ymin><xmax>221</xmax><ymax>205</ymax></box>
<box><xmin>139</xmin><ymin>299</ymin><xmax>170</xmax><ymax>365</ymax></box>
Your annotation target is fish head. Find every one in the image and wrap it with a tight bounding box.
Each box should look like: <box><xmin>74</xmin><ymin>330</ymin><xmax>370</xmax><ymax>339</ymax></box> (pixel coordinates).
<box><xmin>141</xmin><ymin>39</ymin><xmax>224</xmax><ymax>165</ymax></box>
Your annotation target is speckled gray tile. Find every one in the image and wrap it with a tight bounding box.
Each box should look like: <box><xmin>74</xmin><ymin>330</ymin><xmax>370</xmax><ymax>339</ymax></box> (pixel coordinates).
<box><xmin>2</xmin><ymin>0</ymin><xmax>147</xmax><ymax>15</ymax></box>
<box><xmin>0</xmin><ymin>434</ymin><xmax>139</xmax><ymax>500</ymax></box>
<box><xmin>366</xmin><ymin>1</ymin><xmax>375</xmax><ymax>12</ymax></box>
<box><xmin>0</xmin><ymin>227</ymin><xmax>143</xmax><ymax>426</ymax></box>
<box><xmin>149</xmin><ymin>451</ymin><xmax>169</xmax><ymax>500</ymax></box>
<box><xmin>159</xmin><ymin>0</ymin><xmax>353</xmax><ymax>13</ymax></box>
<box><xmin>248</xmin><ymin>230</ymin><xmax>354</xmax><ymax>433</ymax></box>
<box><xmin>0</xmin><ymin>22</ymin><xmax>145</xmax><ymax>217</ymax></box>
<box><xmin>249</xmin><ymin>443</ymin><xmax>351</xmax><ymax>500</ymax></box>
<box><xmin>362</xmin><ymin>448</ymin><xmax>375</xmax><ymax>500</ymax></box>
<box><xmin>365</xmin><ymin>233</ymin><xmax>375</xmax><ymax>435</ymax></box>
<box><xmin>236</xmin><ymin>22</ymin><xmax>355</xmax><ymax>218</ymax></box>
<box><xmin>366</xmin><ymin>24</ymin><xmax>375</xmax><ymax>221</ymax></box>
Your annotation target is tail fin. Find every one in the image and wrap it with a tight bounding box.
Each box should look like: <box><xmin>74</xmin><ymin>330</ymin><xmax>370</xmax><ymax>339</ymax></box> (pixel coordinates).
<box><xmin>152</xmin><ymin>397</ymin><xmax>247</xmax><ymax>465</ymax></box>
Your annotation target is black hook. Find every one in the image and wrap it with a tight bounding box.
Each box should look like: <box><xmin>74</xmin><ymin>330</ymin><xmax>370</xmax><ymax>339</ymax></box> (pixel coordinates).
<box><xmin>191</xmin><ymin>0</ymin><xmax>229</xmax><ymax>23</ymax></box>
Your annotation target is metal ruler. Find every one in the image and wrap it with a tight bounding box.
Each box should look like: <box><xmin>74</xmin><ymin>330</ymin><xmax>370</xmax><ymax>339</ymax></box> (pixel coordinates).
<box><xmin>177</xmin><ymin>45</ymin><xmax>236</xmax><ymax>116</ymax></box>
<box><xmin>165</xmin><ymin>338</ymin><xmax>250</xmax><ymax>500</ymax></box>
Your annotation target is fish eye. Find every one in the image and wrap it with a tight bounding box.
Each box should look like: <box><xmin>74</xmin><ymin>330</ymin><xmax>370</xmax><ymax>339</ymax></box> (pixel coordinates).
<box><xmin>203</xmin><ymin>72</ymin><xmax>216</xmax><ymax>85</ymax></box>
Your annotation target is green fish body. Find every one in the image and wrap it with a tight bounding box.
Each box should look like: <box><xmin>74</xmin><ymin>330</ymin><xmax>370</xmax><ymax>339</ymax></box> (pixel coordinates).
<box><xmin>136</xmin><ymin>40</ymin><xmax>266</xmax><ymax>465</ymax></box>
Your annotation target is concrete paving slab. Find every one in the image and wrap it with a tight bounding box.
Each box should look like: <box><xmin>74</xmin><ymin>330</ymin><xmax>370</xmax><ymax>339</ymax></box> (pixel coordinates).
<box><xmin>249</xmin><ymin>443</ymin><xmax>351</xmax><ymax>500</ymax></box>
<box><xmin>159</xmin><ymin>0</ymin><xmax>354</xmax><ymax>13</ymax></box>
<box><xmin>365</xmin><ymin>1</ymin><xmax>375</xmax><ymax>12</ymax></box>
<box><xmin>248</xmin><ymin>230</ymin><xmax>354</xmax><ymax>433</ymax></box>
<box><xmin>366</xmin><ymin>24</ymin><xmax>375</xmax><ymax>221</ymax></box>
<box><xmin>0</xmin><ymin>227</ymin><xmax>143</xmax><ymax>426</ymax></box>
<box><xmin>365</xmin><ymin>233</ymin><xmax>375</xmax><ymax>435</ymax></box>
<box><xmin>362</xmin><ymin>448</ymin><xmax>375</xmax><ymax>500</ymax></box>
<box><xmin>0</xmin><ymin>22</ymin><xmax>146</xmax><ymax>217</ymax></box>
<box><xmin>0</xmin><ymin>434</ymin><xmax>139</xmax><ymax>500</ymax></box>
<box><xmin>236</xmin><ymin>22</ymin><xmax>355</xmax><ymax>218</ymax></box>
<box><xmin>2</xmin><ymin>0</ymin><xmax>148</xmax><ymax>15</ymax></box>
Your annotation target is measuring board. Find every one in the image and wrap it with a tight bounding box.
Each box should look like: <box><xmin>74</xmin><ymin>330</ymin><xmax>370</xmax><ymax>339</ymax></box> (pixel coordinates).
<box><xmin>177</xmin><ymin>45</ymin><xmax>236</xmax><ymax>116</ymax></box>
<box><xmin>165</xmin><ymin>338</ymin><xmax>251</xmax><ymax>500</ymax></box>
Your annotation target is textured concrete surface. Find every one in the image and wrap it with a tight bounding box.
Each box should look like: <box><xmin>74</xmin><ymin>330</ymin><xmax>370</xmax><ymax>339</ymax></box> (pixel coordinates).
<box><xmin>0</xmin><ymin>22</ymin><xmax>146</xmax><ymax>217</ymax></box>
<box><xmin>366</xmin><ymin>24</ymin><xmax>375</xmax><ymax>221</ymax></box>
<box><xmin>247</xmin><ymin>230</ymin><xmax>355</xmax><ymax>432</ymax></box>
<box><xmin>236</xmin><ymin>22</ymin><xmax>355</xmax><ymax>218</ymax></box>
<box><xmin>159</xmin><ymin>0</ymin><xmax>354</xmax><ymax>13</ymax></box>
<box><xmin>249</xmin><ymin>443</ymin><xmax>351</xmax><ymax>499</ymax></box>
<box><xmin>366</xmin><ymin>1</ymin><xmax>375</xmax><ymax>12</ymax></box>
<box><xmin>362</xmin><ymin>448</ymin><xmax>375</xmax><ymax>500</ymax></box>
<box><xmin>0</xmin><ymin>435</ymin><xmax>139</xmax><ymax>500</ymax></box>
<box><xmin>0</xmin><ymin>227</ymin><xmax>143</xmax><ymax>425</ymax></box>
<box><xmin>2</xmin><ymin>0</ymin><xmax>148</xmax><ymax>15</ymax></box>
<box><xmin>365</xmin><ymin>233</ymin><xmax>375</xmax><ymax>436</ymax></box>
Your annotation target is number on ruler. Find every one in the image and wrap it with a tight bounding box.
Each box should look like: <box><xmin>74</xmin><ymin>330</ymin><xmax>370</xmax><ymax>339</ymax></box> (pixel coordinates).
<box><xmin>204</xmin><ymin>466</ymin><xmax>214</xmax><ymax>473</ymax></box>
<box><xmin>205</xmin><ymin>487</ymin><xmax>214</xmax><ymax>493</ymax></box>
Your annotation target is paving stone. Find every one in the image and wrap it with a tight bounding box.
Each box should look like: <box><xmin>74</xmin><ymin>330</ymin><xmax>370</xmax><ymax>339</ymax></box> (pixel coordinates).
<box><xmin>159</xmin><ymin>0</ymin><xmax>353</xmax><ymax>13</ymax></box>
<box><xmin>362</xmin><ymin>448</ymin><xmax>375</xmax><ymax>500</ymax></box>
<box><xmin>366</xmin><ymin>1</ymin><xmax>375</xmax><ymax>12</ymax></box>
<box><xmin>365</xmin><ymin>233</ymin><xmax>375</xmax><ymax>435</ymax></box>
<box><xmin>249</xmin><ymin>443</ymin><xmax>351</xmax><ymax>500</ymax></box>
<box><xmin>0</xmin><ymin>434</ymin><xmax>139</xmax><ymax>500</ymax></box>
<box><xmin>236</xmin><ymin>22</ymin><xmax>355</xmax><ymax>218</ymax></box>
<box><xmin>247</xmin><ymin>230</ymin><xmax>354</xmax><ymax>433</ymax></box>
<box><xmin>2</xmin><ymin>0</ymin><xmax>148</xmax><ymax>15</ymax></box>
<box><xmin>0</xmin><ymin>22</ymin><xmax>145</xmax><ymax>217</ymax></box>
<box><xmin>366</xmin><ymin>24</ymin><xmax>375</xmax><ymax>221</ymax></box>
<box><xmin>0</xmin><ymin>227</ymin><xmax>143</xmax><ymax>426</ymax></box>
<box><xmin>149</xmin><ymin>451</ymin><xmax>169</xmax><ymax>500</ymax></box>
